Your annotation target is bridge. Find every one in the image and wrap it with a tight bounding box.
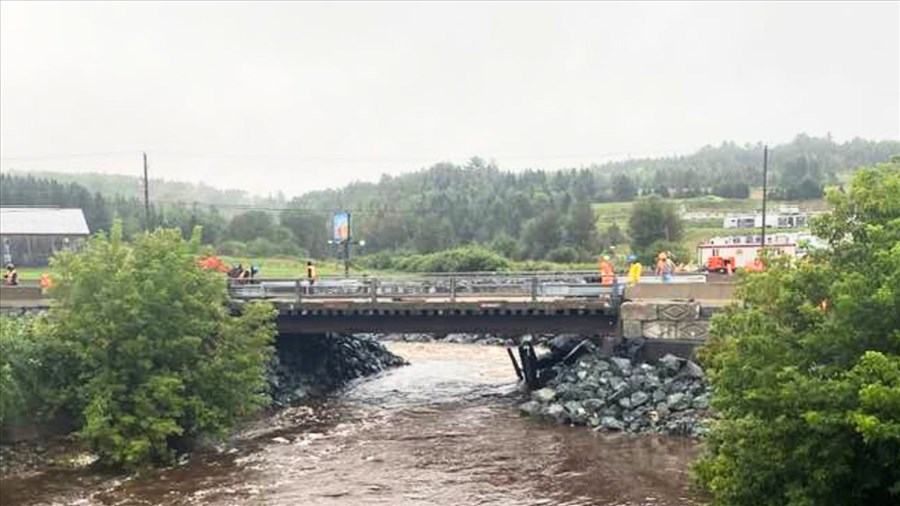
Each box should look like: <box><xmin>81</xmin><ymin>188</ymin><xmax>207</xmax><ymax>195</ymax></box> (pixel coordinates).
<box><xmin>227</xmin><ymin>272</ymin><xmax>621</xmax><ymax>335</ymax></box>
<box><xmin>1</xmin><ymin>271</ymin><xmax>726</xmax><ymax>354</ymax></box>
<box><xmin>225</xmin><ymin>271</ymin><xmax>713</xmax><ymax>336</ymax></box>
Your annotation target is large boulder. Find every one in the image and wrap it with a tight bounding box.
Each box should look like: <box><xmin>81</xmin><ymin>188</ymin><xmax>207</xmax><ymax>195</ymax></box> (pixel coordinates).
<box><xmin>582</xmin><ymin>398</ymin><xmax>605</xmax><ymax>413</ymax></box>
<box><xmin>601</xmin><ymin>416</ymin><xmax>626</xmax><ymax>431</ymax></box>
<box><xmin>666</xmin><ymin>392</ymin><xmax>691</xmax><ymax>411</ymax></box>
<box><xmin>518</xmin><ymin>400</ymin><xmax>542</xmax><ymax>416</ymax></box>
<box><xmin>630</xmin><ymin>391</ymin><xmax>650</xmax><ymax>407</ymax></box>
<box><xmin>658</xmin><ymin>354</ymin><xmax>682</xmax><ymax>374</ymax></box>
<box><xmin>532</xmin><ymin>387</ymin><xmax>557</xmax><ymax>403</ymax></box>
<box><xmin>544</xmin><ymin>403</ymin><xmax>568</xmax><ymax>423</ymax></box>
<box><xmin>563</xmin><ymin>401</ymin><xmax>588</xmax><ymax>424</ymax></box>
<box><xmin>683</xmin><ymin>361</ymin><xmax>705</xmax><ymax>379</ymax></box>
<box><xmin>609</xmin><ymin>357</ymin><xmax>633</xmax><ymax>375</ymax></box>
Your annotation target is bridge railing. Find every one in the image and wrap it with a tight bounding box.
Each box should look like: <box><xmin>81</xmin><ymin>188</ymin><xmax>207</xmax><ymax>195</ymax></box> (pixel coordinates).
<box><xmin>226</xmin><ymin>271</ymin><xmax>705</xmax><ymax>303</ymax></box>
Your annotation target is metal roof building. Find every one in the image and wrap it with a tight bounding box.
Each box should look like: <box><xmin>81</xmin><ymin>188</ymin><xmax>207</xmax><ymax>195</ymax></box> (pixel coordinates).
<box><xmin>1</xmin><ymin>207</ymin><xmax>91</xmax><ymax>266</ymax></box>
<box><xmin>0</xmin><ymin>207</ymin><xmax>90</xmax><ymax>236</ymax></box>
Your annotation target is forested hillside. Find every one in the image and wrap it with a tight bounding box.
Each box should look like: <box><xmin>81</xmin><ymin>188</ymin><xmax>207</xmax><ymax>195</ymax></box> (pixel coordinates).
<box><xmin>283</xmin><ymin>135</ymin><xmax>899</xmax><ymax>259</ymax></box>
<box><xmin>4</xmin><ymin>170</ymin><xmax>284</xmax><ymax>213</ymax></box>
<box><xmin>1</xmin><ymin>134</ymin><xmax>897</xmax><ymax>262</ymax></box>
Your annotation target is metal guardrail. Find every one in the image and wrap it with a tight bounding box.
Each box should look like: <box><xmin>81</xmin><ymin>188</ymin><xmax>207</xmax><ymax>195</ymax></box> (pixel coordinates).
<box><xmin>227</xmin><ymin>272</ymin><xmax>708</xmax><ymax>304</ymax></box>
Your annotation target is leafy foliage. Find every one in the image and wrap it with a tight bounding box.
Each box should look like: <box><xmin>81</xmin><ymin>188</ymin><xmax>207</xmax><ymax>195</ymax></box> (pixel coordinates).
<box><xmin>694</xmin><ymin>159</ymin><xmax>900</xmax><ymax>505</ymax></box>
<box><xmin>358</xmin><ymin>246</ymin><xmax>512</xmax><ymax>273</ymax></box>
<box><xmin>627</xmin><ymin>196</ymin><xmax>684</xmax><ymax>261</ymax></box>
<box><xmin>44</xmin><ymin>223</ymin><xmax>277</xmax><ymax>468</ymax></box>
<box><xmin>0</xmin><ymin>315</ymin><xmax>82</xmax><ymax>428</ymax></box>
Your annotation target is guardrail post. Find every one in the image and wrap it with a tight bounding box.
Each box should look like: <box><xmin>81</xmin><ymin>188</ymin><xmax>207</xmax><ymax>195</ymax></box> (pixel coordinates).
<box><xmin>450</xmin><ymin>276</ymin><xmax>457</xmax><ymax>302</ymax></box>
<box><xmin>370</xmin><ymin>278</ymin><xmax>378</xmax><ymax>303</ymax></box>
<box><xmin>531</xmin><ymin>276</ymin><xmax>538</xmax><ymax>302</ymax></box>
<box><xmin>295</xmin><ymin>279</ymin><xmax>302</xmax><ymax>305</ymax></box>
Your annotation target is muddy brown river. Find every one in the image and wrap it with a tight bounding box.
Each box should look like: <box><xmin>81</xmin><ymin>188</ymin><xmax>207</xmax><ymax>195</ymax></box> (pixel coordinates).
<box><xmin>0</xmin><ymin>342</ymin><xmax>702</xmax><ymax>505</ymax></box>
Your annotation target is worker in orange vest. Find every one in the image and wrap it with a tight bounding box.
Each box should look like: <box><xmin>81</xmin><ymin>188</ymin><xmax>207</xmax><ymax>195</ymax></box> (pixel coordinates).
<box><xmin>598</xmin><ymin>255</ymin><xmax>616</xmax><ymax>286</ymax></box>
<box><xmin>752</xmin><ymin>257</ymin><xmax>765</xmax><ymax>272</ymax></box>
<box><xmin>656</xmin><ymin>252</ymin><xmax>673</xmax><ymax>282</ymax></box>
<box><xmin>39</xmin><ymin>272</ymin><xmax>52</xmax><ymax>292</ymax></box>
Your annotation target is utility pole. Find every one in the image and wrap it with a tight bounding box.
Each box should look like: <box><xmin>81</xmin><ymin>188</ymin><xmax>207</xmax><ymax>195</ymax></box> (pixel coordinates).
<box><xmin>143</xmin><ymin>151</ymin><xmax>151</xmax><ymax>231</ymax></box>
<box><xmin>760</xmin><ymin>145</ymin><xmax>769</xmax><ymax>251</ymax></box>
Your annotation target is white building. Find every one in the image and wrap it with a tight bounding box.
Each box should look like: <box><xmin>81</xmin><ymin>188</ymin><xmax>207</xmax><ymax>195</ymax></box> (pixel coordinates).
<box><xmin>722</xmin><ymin>205</ymin><xmax>811</xmax><ymax>229</ymax></box>
<box><xmin>0</xmin><ymin>207</ymin><xmax>90</xmax><ymax>266</ymax></box>
<box><xmin>697</xmin><ymin>232</ymin><xmax>825</xmax><ymax>268</ymax></box>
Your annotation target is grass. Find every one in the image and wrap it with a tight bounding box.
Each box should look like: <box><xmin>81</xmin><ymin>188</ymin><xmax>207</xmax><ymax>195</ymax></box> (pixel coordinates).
<box><xmin>592</xmin><ymin>194</ymin><xmax>826</xmax><ymax>255</ymax></box>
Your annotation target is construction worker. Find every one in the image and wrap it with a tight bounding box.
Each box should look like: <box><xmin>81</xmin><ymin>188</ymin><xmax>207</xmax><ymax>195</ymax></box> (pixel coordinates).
<box><xmin>627</xmin><ymin>255</ymin><xmax>643</xmax><ymax>286</ymax></box>
<box><xmin>236</xmin><ymin>263</ymin><xmax>250</xmax><ymax>284</ymax></box>
<box><xmin>656</xmin><ymin>252</ymin><xmax>673</xmax><ymax>282</ymax></box>
<box><xmin>306</xmin><ymin>261</ymin><xmax>317</xmax><ymax>284</ymax></box>
<box><xmin>306</xmin><ymin>261</ymin><xmax>317</xmax><ymax>294</ymax></box>
<box><xmin>752</xmin><ymin>257</ymin><xmax>765</xmax><ymax>272</ymax></box>
<box><xmin>39</xmin><ymin>272</ymin><xmax>52</xmax><ymax>292</ymax></box>
<box><xmin>3</xmin><ymin>263</ymin><xmax>18</xmax><ymax>286</ymax></box>
<box><xmin>598</xmin><ymin>255</ymin><xmax>616</xmax><ymax>286</ymax></box>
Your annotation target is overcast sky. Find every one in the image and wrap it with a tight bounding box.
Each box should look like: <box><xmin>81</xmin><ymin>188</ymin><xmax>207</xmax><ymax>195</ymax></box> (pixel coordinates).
<box><xmin>1</xmin><ymin>1</ymin><xmax>898</xmax><ymax>197</ymax></box>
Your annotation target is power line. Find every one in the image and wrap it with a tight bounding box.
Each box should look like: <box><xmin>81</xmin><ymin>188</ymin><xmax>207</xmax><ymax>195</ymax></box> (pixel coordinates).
<box><xmin>0</xmin><ymin>151</ymin><xmax>142</xmax><ymax>161</ymax></box>
<box><xmin>1</xmin><ymin>145</ymin><xmax>703</xmax><ymax>165</ymax></box>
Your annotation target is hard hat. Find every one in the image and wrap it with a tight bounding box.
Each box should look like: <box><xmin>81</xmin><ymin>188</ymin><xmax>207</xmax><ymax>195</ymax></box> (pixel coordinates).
<box><xmin>5</xmin><ymin>263</ymin><xmax>13</xmax><ymax>269</ymax></box>
<box><xmin>602</xmin><ymin>255</ymin><xmax>611</xmax><ymax>261</ymax></box>
<box><xmin>627</xmin><ymin>254</ymin><xmax>638</xmax><ymax>262</ymax></box>
<box><xmin>658</xmin><ymin>252</ymin><xmax>667</xmax><ymax>260</ymax></box>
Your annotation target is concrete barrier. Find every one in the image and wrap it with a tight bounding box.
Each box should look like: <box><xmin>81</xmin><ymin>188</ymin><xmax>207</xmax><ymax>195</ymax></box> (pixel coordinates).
<box><xmin>625</xmin><ymin>282</ymin><xmax>735</xmax><ymax>301</ymax></box>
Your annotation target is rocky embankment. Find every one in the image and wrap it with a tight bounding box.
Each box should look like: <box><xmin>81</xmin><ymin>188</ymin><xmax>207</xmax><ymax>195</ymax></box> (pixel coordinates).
<box><xmin>270</xmin><ymin>333</ymin><xmax>408</xmax><ymax>406</ymax></box>
<box><xmin>519</xmin><ymin>349</ymin><xmax>711</xmax><ymax>437</ymax></box>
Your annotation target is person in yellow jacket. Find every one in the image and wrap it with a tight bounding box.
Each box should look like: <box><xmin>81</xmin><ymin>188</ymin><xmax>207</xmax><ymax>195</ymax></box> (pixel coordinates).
<box><xmin>627</xmin><ymin>254</ymin><xmax>643</xmax><ymax>286</ymax></box>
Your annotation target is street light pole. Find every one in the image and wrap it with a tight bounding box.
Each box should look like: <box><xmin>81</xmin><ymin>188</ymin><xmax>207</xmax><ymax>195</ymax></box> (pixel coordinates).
<box><xmin>344</xmin><ymin>239</ymin><xmax>351</xmax><ymax>278</ymax></box>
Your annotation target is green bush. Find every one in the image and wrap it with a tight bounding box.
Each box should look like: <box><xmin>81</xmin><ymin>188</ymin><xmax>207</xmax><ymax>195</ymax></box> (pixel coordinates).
<box><xmin>694</xmin><ymin>161</ymin><xmax>900</xmax><ymax>505</ymax></box>
<box><xmin>0</xmin><ymin>315</ymin><xmax>82</xmax><ymax>428</ymax></box>
<box><xmin>367</xmin><ymin>246</ymin><xmax>512</xmax><ymax>273</ymax></box>
<box><xmin>418</xmin><ymin>246</ymin><xmax>512</xmax><ymax>272</ymax></box>
<box><xmin>545</xmin><ymin>246</ymin><xmax>580</xmax><ymax>263</ymax></box>
<box><xmin>47</xmin><ymin>223</ymin><xmax>277</xmax><ymax>468</ymax></box>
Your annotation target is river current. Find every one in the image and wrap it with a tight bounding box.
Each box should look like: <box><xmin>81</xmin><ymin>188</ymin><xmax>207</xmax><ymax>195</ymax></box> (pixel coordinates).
<box><xmin>0</xmin><ymin>342</ymin><xmax>701</xmax><ymax>505</ymax></box>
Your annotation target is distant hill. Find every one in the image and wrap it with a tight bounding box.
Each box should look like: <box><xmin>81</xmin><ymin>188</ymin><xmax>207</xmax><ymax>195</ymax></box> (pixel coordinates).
<box><xmin>2</xmin><ymin>170</ymin><xmax>284</xmax><ymax>211</ymax></box>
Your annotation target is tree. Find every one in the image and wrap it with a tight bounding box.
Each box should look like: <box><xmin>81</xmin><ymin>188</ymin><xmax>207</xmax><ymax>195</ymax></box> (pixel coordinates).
<box><xmin>612</xmin><ymin>174</ymin><xmax>638</xmax><ymax>201</ymax></box>
<box><xmin>519</xmin><ymin>209</ymin><xmax>564</xmax><ymax>260</ymax></box>
<box><xmin>49</xmin><ymin>223</ymin><xmax>277</xmax><ymax>468</ymax></box>
<box><xmin>627</xmin><ymin>196</ymin><xmax>684</xmax><ymax>260</ymax></box>
<box><xmin>565</xmin><ymin>200</ymin><xmax>599</xmax><ymax>252</ymax></box>
<box><xmin>227</xmin><ymin>211</ymin><xmax>274</xmax><ymax>242</ymax></box>
<box><xmin>694</xmin><ymin>160</ymin><xmax>900</xmax><ymax>505</ymax></box>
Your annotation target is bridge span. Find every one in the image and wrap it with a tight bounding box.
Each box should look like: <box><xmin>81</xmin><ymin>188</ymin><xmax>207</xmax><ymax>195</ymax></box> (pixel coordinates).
<box><xmin>228</xmin><ymin>272</ymin><xmax>707</xmax><ymax>336</ymax></box>
<box><xmin>1</xmin><ymin>271</ymin><xmax>720</xmax><ymax>344</ymax></box>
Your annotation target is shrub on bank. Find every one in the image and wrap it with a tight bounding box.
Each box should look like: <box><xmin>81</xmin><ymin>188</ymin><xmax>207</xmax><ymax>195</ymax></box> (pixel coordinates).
<box><xmin>359</xmin><ymin>246</ymin><xmax>512</xmax><ymax>273</ymax></box>
<box><xmin>0</xmin><ymin>315</ymin><xmax>82</xmax><ymax>430</ymax></box>
<box><xmin>13</xmin><ymin>222</ymin><xmax>279</xmax><ymax>469</ymax></box>
<box><xmin>694</xmin><ymin>161</ymin><xmax>900</xmax><ymax>505</ymax></box>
